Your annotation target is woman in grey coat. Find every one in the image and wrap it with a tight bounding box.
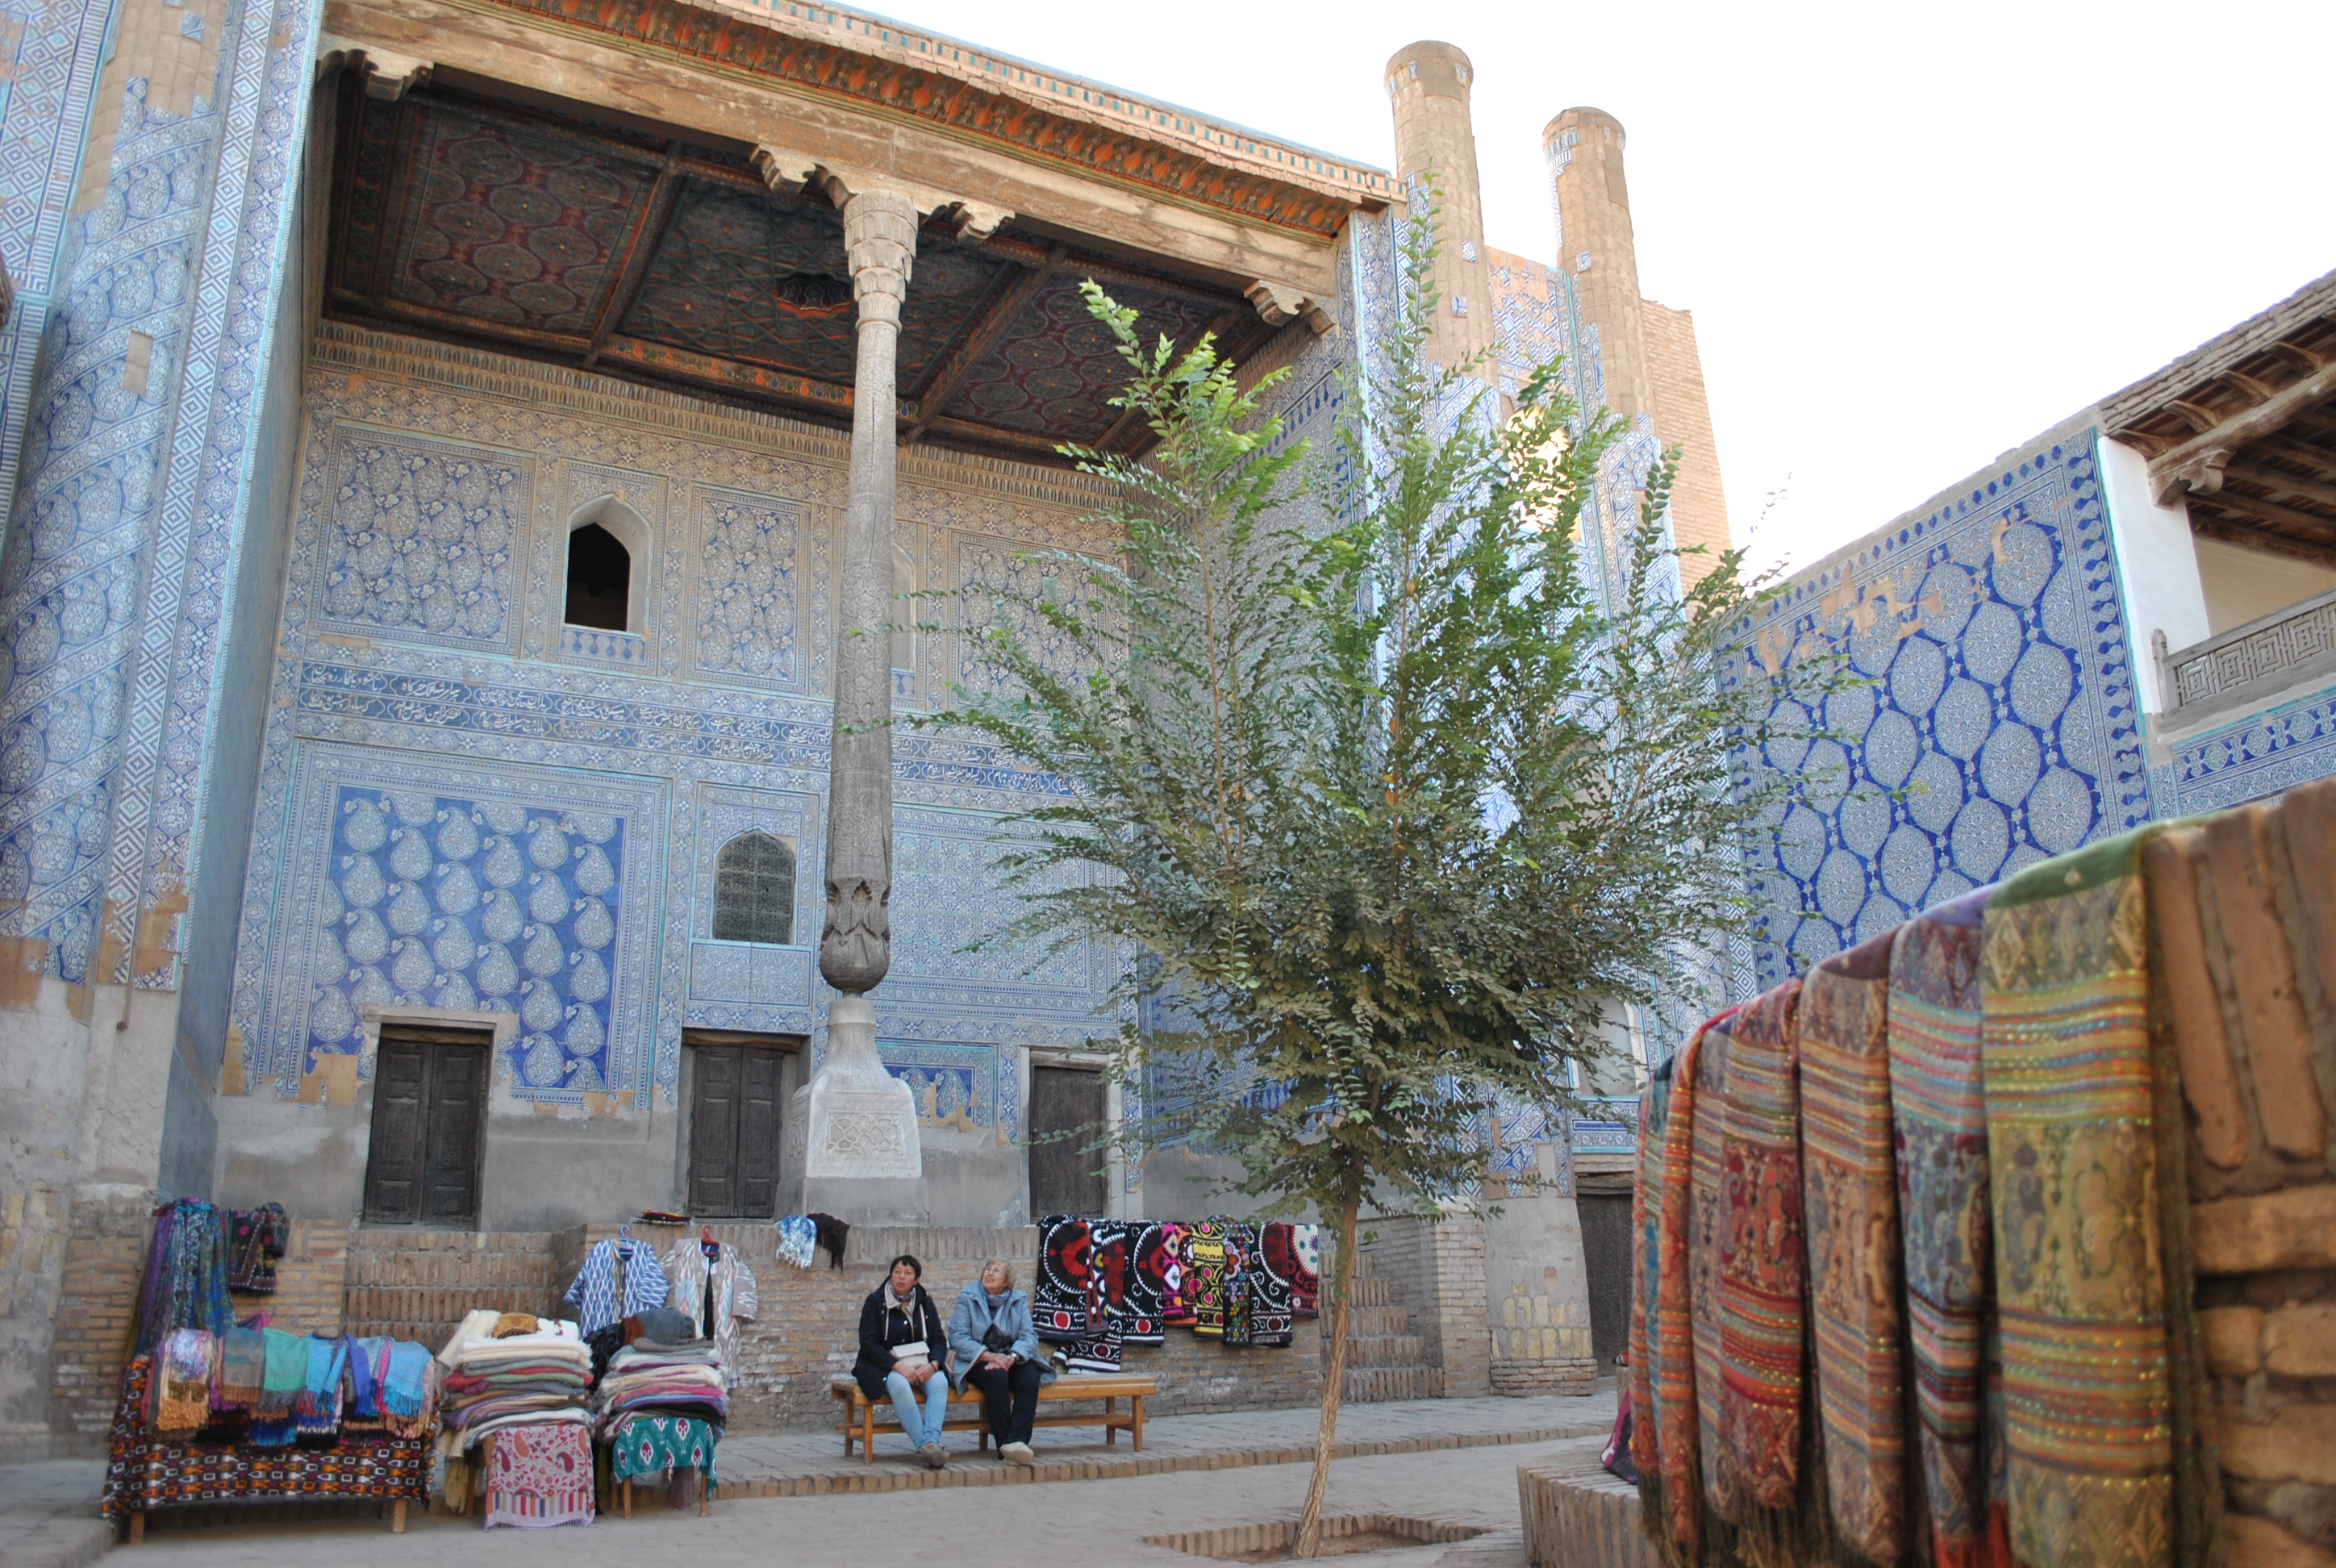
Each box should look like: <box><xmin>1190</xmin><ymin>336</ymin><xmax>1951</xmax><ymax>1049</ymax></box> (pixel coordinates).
<box><xmin>949</xmin><ymin>1259</ymin><xmax>1050</xmax><ymax>1465</ymax></box>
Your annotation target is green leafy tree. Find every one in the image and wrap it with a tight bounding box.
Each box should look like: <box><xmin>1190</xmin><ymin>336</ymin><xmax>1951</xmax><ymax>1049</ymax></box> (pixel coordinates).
<box><xmin>937</xmin><ymin>217</ymin><xmax>1825</xmax><ymax>1557</ymax></box>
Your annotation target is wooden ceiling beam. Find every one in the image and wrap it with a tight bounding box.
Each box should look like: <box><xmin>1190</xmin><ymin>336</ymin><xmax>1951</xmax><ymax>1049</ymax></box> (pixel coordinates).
<box><xmin>582</xmin><ymin>148</ymin><xmax>687</xmax><ymax>369</ymax></box>
<box><xmin>903</xmin><ymin>242</ymin><xmax>1066</xmax><ymax>444</ymax></box>
<box><xmin>2257</xmin><ymin>435</ymin><xmax>2336</xmax><ymax>481</ymax></box>
<box><xmin>2190</xmin><ymin>486</ymin><xmax>2336</xmax><ymax>546</ymax></box>
<box><xmin>2225</xmin><ymin>460</ymin><xmax>2336</xmax><ymax>513</ymax></box>
<box><xmin>915</xmin><ymin>415</ymin><xmax>1079</xmax><ymax>461</ymax></box>
<box><xmin>2190</xmin><ymin>511</ymin><xmax>2336</xmax><ymax>570</ymax></box>
<box><xmin>2268</xmin><ymin>340</ymin><xmax>2327</xmax><ymax>376</ymax></box>
<box><xmin>2150</xmin><ymin>363</ymin><xmax>2336</xmax><ymax>503</ymax></box>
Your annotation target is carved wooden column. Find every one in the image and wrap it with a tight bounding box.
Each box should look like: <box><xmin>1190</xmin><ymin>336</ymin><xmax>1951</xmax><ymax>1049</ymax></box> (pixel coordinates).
<box><xmin>820</xmin><ymin>186</ymin><xmax>916</xmax><ymax>999</ymax></box>
<box><xmin>798</xmin><ymin>185</ymin><xmax>925</xmax><ymax>1203</ymax></box>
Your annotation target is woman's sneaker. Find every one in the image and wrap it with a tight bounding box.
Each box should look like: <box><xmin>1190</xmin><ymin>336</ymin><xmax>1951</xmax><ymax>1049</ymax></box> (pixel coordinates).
<box><xmin>920</xmin><ymin>1441</ymin><xmax>948</xmax><ymax>1469</ymax></box>
<box><xmin>1000</xmin><ymin>1441</ymin><xmax>1033</xmax><ymax>1467</ymax></box>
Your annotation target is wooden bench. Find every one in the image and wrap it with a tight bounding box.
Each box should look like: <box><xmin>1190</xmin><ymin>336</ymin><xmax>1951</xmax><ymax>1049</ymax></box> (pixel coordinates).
<box><xmin>830</xmin><ymin>1372</ymin><xmax>1155</xmax><ymax>1462</ymax></box>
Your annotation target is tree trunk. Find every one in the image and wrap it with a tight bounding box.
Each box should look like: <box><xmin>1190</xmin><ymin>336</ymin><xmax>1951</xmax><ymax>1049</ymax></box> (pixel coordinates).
<box><xmin>1293</xmin><ymin>1188</ymin><xmax>1364</xmax><ymax>1558</ymax></box>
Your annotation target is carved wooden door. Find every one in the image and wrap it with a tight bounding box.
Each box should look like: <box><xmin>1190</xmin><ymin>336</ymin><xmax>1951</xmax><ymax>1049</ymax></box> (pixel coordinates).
<box><xmin>363</xmin><ymin>1033</ymin><xmax>487</xmax><ymax>1226</ymax></box>
<box><xmin>688</xmin><ymin>1043</ymin><xmax>786</xmax><ymax>1218</ymax></box>
<box><xmin>1029</xmin><ymin>1065</ymin><xmax>1108</xmax><ymax>1217</ymax></box>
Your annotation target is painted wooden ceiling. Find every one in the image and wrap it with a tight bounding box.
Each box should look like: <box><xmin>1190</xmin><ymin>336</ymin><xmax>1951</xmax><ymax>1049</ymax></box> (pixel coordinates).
<box><xmin>324</xmin><ymin>74</ymin><xmax>1274</xmax><ymax>463</ymax></box>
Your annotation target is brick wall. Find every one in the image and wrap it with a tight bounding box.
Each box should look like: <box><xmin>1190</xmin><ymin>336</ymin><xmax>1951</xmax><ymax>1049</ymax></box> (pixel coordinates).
<box><xmin>1357</xmin><ymin>1216</ymin><xmax>1489</xmax><ymax>1399</ymax></box>
<box><xmin>243</xmin><ymin>1219</ymin><xmax>351</xmax><ymax>1337</ymax></box>
<box><xmin>0</xmin><ymin>1184</ymin><xmax>70</xmax><ymax>1457</ymax></box>
<box><xmin>2161</xmin><ymin>786</ymin><xmax>2336</xmax><ymax>1563</ymax></box>
<box><xmin>1641</xmin><ymin>298</ymin><xmax>1731</xmax><ymax>592</ymax></box>
<box><xmin>47</xmin><ymin>1186</ymin><xmax>155</xmax><ymax>1453</ymax></box>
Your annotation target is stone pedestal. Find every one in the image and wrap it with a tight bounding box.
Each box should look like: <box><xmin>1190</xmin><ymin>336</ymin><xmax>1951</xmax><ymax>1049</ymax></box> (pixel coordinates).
<box><xmin>789</xmin><ymin>996</ymin><xmax>926</xmax><ymax>1220</ymax></box>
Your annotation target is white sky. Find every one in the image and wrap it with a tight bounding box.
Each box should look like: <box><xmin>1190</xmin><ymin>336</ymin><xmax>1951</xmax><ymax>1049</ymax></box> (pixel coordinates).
<box><xmin>851</xmin><ymin>0</ymin><xmax>2333</xmax><ymax>577</ymax></box>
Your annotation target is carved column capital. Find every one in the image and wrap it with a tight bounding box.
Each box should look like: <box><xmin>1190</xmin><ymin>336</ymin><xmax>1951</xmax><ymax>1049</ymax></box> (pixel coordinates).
<box><xmin>841</xmin><ymin>190</ymin><xmax>918</xmax><ymax>331</ymax></box>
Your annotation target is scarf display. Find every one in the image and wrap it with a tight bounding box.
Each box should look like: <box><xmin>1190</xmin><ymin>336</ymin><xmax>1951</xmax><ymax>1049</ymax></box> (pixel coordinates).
<box><xmin>148</xmin><ymin>1330</ymin><xmax>215</xmax><ymax>1438</ymax></box>
<box><xmin>134</xmin><ymin>1200</ymin><xmax>232</xmax><ymax>1356</ymax></box>
<box><xmin>773</xmin><ymin>1215</ymin><xmax>818</xmax><ymax>1270</ymax></box>
<box><xmin>1629</xmin><ymin>812</ymin><xmax>2245</xmax><ymax>1568</ymax></box>
<box><xmin>1799</xmin><ymin>932</ymin><xmax>1906</xmax><ymax>1566</ymax></box>
<box><xmin>1250</xmin><ymin>1224</ymin><xmax>1299</xmax><ymax>1346</ymax></box>
<box><xmin>607</xmin><ymin>1412</ymin><xmax>719</xmax><ymax>1495</ymax></box>
<box><xmin>294</xmin><ymin>1335</ymin><xmax>349</xmax><ymax>1436</ymax></box>
<box><xmin>225</xmin><ymin>1203</ymin><xmax>289</xmax><ymax>1294</ymax></box>
<box><xmin>1888</xmin><ymin>886</ymin><xmax>2011</xmax><ymax>1568</ymax></box>
<box><xmin>1123</xmin><ymin>1222</ymin><xmax>1170</xmax><ymax>1343</ymax></box>
<box><xmin>215</xmin><ymin>1326</ymin><xmax>267</xmax><ymax>1412</ymax></box>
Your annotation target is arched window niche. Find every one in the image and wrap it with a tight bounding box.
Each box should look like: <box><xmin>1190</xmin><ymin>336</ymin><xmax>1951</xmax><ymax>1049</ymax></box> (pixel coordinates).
<box><xmin>565</xmin><ymin>497</ymin><xmax>651</xmax><ymax>636</ymax></box>
<box><xmin>712</xmin><ymin>831</ymin><xmax>798</xmax><ymax>945</ymax></box>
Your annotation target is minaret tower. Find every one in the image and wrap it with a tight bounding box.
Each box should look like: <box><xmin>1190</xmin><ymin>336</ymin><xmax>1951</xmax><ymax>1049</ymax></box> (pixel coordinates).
<box><xmin>1545</xmin><ymin>107</ymin><xmax>1653</xmax><ymax>424</ymax></box>
<box><xmin>1385</xmin><ymin>41</ymin><xmax>1499</xmax><ymax>385</ymax></box>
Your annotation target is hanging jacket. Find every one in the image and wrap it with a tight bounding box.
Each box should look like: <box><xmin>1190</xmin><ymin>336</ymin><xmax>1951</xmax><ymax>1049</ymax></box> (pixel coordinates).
<box><xmin>659</xmin><ymin>1237</ymin><xmax>759</xmax><ymax>1389</ymax></box>
<box><xmin>563</xmin><ymin>1236</ymin><xmax>671</xmax><ymax>1336</ymax></box>
<box><xmin>852</xmin><ymin>1282</ymin><xmax>948</xmax><ymax>1400</ymax></box>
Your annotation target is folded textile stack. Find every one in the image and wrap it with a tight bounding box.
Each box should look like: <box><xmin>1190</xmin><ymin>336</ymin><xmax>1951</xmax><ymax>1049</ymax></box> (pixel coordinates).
<box><xmin>592</xmin><ymin>1338</ymin><xmax>726</xmax><ymax>1433</ymax></box>
<box><xmin>436</xmin><ymin>1310</ymin><xmax>594</xmax><ymax>1456</ymax></box>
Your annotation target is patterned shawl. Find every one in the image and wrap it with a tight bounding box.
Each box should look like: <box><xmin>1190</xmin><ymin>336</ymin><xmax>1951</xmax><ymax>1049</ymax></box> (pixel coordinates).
<box><xmin>135</xmin><ymin>1201</ymin><xmax>232</xmax><ymax>1356</ymax></box>
<box><xmin>215</xmin><ymin>1326</ymin><xmax>267</xmax><ymax>1411</ymax></box>
<box><xmin>1888</xmin><ymin>886</ymin><xmax>2012</xmax><ymax>1568</ymax></box>
<box><xmin>148</xmin><ymin>1329</ymin><xmax>216</xmax><ymax>1437</ymax></box>
<box><xmin>1034</xmin><ymin>1215</ymin><xmax>1095</xmax><ymax>1342</ymax></box>
<box><xmin>1982</xmin><ymin>828</ymin><xmax>2214</xmax><ymax>1568</ymax></box>
<box><xmin>1181</xmin><ymin>1219</ymin><xmax>1235</xmax><ymax>1337</ymax></box>
<box><xmin>1123</xmin><ymin>1222</ymin><xmax>1170</xmax><ymax>1343</ymax></box>
<box><xmin>1154</xmin><ymin>1223</ymin><xmax>1194</xmax><ymax>1326</ymax></box>
<box><xmin>1630</xmin><ymin>1044</ymin><xmax>1677</xmax><ymax>1558</ymax></box>
<box><xmin>1688</xmin><ymin>1014</ymin><xmax>1737</xmax><ymax>1529</ymax></box>
<box><xmin>1249</xmin><ymin>1224</ymin><xmax>1297</xmax><ymax>1346</ymax></box>
<box><xmin>1651</xmin><ymin>1011</ymin><xmax>1735</xmax><ymax>1566</ymax></box>
<box><xmin>1062</xmin><ymin>1219</ymin><xmax>1129</xmax><ymax>1372</ymax></box>
<box><xmin>1220</xmin><ymin>1221</ymin><xmax>1259</xmax><ymax>1347</ymax></box>
<box><xmin>1287</xmin><ymin>1225</ymin><xmax>1322</xmax><ymax>1317</ymax></box>
<box><xmin>773</xmin><ymin>1215</ymin><xmax>818</xmax><ymax>1270</ymax></box>
<box><xmin>1800</xmin><ymin>931</ymin><xmax>1906</xmax><ymax>1566</ymax></box>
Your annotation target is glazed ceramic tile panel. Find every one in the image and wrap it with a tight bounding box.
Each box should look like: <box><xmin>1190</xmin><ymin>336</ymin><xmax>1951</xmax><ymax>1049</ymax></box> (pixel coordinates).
<box><xmin>230</xmin><ymin>325</ymin><xmax>1141</xmax><ymax>1108</ymax></box>
<box><xmin>249</xmin><ymin>749</ymin><xmax>662</xmax><ymax>1103</ymax></box>
<box><xmin>1729</xmin><ymin>429</ymin><xmax>2150</xmax><ymax>986</ymax></box>
<box><xmin>0</xmin><ymin>0</ymin><xmax>327</xmax><ymax>990</ymax></box>
<box><xmin>2163</xmin><ymin>689</ymin><xmax>2336</xmax><ymax>815</ymax></box>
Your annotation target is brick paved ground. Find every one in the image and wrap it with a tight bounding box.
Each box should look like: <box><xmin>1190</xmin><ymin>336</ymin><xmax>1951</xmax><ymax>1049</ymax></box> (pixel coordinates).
<box><xmin>123</xmin><ymin>1431</ymin><xmax>1613</xmax><ymax>1566</ymax></box>
<box><xmin>21</xmin><ymin>1389</ymin><xmax>1619</xmax><ymax>1566</ymax></box>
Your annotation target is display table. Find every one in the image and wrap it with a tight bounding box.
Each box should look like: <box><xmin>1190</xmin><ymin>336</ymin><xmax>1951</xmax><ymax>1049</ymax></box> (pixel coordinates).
<box><xmin>603</xmin><ymin>1414</ymin><xmax>718</xmax><ymax>1517</ymax></box>
<box><xmin>102</xmin><ymin>1357</ymin><xmax>429</xmax><ymax>1541</ymax></box>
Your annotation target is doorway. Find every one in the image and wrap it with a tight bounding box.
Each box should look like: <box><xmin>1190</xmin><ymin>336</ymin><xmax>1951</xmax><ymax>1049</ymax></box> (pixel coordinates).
<box><xmin>685</xmin><ymin>1032</ymin><xmax>799</xmax><ymax>1218</ymax></box>
<box><xmin>1028</xmin><ymin>1064</ymin><xmax>1108</xmax><ymax>1217</ymax></box>
<box><xmin>362</xmin><ymin>1026</ymin><xmax>490</xmax><ymax>1226</ymax></box>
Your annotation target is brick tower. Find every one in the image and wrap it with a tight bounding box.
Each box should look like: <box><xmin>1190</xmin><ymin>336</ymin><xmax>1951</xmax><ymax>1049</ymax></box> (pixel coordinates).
<box><xmin>1386</xmin><ymin>40</ymin><xmax>1499</xmax><ymax>384</ymax></box>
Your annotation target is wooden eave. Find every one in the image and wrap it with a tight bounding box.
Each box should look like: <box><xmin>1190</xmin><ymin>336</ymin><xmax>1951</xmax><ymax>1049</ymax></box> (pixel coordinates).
<box><xmin>2099</xmin><ymin>268</ymin><xmax>2336</xmax><ymax>564</ymax></box>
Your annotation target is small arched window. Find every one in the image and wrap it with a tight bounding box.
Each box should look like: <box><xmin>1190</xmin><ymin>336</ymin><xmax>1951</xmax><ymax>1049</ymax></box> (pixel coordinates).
<box><xmin>565</xmin><ymin>498</ymin><xmax>651</xmax><ymax>635</ymax></box>
<box><xmin>712</xmin><ymin>831</ymin><xmax>796</xmax><ymax>945</ymax></box>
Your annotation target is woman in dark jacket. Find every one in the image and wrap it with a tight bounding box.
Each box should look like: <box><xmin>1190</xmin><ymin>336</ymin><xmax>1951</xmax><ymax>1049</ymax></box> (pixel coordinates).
<box><xmin>853</xmin><ymin>1253</ymin><xmax>953</xmax><ymax>1467</ymax></box>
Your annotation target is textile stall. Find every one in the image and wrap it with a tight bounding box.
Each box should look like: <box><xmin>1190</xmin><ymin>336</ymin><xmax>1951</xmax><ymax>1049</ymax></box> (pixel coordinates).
<box><xmin>591</xmin><ymin>1320</ymin><xmax>727</xmax><ymax>1516</ymax></box>
<box><xmin>102</xmin><ymin>1200</ymin><xmax>440</xmax><ymax>1540</ymax></box>
<box><xmin>1032</xmin><ymin>1216</ymin><xmax>1320</xmax><ymax>1370</ymax></box>
<box><xmin>1627</xmin><ymin>820</ymin><xmax>2233</xmax><ymax>1568</ymax></box>
<box><xmin>436</xmin><ymin>1311</ymin><xmax>597</xmax><ymax>1528</ymax></box>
